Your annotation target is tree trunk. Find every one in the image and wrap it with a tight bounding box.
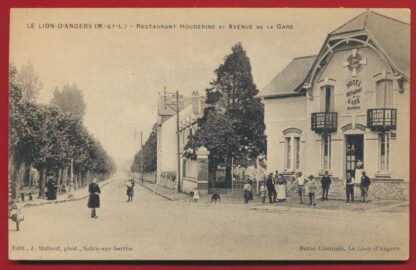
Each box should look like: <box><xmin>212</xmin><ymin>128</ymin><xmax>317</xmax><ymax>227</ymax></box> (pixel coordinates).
<box><xmin>39</xmin><ymin>167</ymin><xmax>47</xmax><ymax>198</ymax></box>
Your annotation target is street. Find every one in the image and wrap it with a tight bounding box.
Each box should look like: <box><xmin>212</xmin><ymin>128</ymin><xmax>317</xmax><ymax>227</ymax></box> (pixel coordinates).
<box><xmin>9</xmin><ymin>177</ymin><xmax>409</xmax><ymax>260</ymax></box>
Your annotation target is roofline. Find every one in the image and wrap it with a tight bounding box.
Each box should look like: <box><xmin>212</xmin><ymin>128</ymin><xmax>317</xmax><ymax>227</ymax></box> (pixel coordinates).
<box><xmin>260</xmin><ymin>92</ymin><xmax>305</xmax><ymax>100</ymax></box>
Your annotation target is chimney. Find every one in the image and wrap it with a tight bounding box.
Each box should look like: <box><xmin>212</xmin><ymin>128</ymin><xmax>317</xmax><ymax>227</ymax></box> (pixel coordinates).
<box><xmin>191</xmin><ymin>91</ymin><xmax>201</xmax><ymax>114</ymax></box>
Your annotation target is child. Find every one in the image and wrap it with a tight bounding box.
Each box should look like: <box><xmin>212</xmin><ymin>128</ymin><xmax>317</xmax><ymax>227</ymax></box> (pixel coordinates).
<box><xmin>259</xmin><ymin>182</ymin><xmax>267</xmax><ymax>203</ymax></box>
<box><xmin>192</xmin><ymin>189</ymin><xmax>199</xmax><ymax>203</ymax></box>
<box><xmin>307</xmin><ymin>175</ymin><xmax>317</xmax><ymax>206</ymax></box>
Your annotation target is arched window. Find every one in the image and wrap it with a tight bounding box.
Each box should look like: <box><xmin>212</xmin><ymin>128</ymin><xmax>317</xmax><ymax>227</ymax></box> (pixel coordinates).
<box><xmin>376</xmin><ymin>79</ymin><xmax>393</xmax><ymax>108</ymax></box>
<box><xmin>321</xmin><ymin>85</ymin><xmax>335</xmax><ymax>112</ymax></box>
<box><xmin>283</xmin><ymin>129</ymin><xmax>301</xmax><ymax>171</ymax></box>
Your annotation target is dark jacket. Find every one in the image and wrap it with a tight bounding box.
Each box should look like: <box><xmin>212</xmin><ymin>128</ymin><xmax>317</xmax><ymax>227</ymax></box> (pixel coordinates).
<box><xmin>266</xmin><ymin>176</ymin><xmax>275</xmax><ymax>191</ymax></box>
<box><xmin>360</xmin><ymin>176</ymin><xmax>371</xmax><ymax>188</ymax></box>
<box><xmin>321</xmin><ymin>176</ymin><xmax>332</xmax><ymax>188</ymax></box>
<box><xmin>88</xmin><ymin>182</ymin><xmax>101</xmax><ymax>208</ymax></box>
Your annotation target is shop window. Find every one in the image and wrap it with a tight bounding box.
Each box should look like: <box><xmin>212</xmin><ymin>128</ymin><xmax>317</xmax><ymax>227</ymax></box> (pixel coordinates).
<box><xmin>376</xmin><ymin>79</ymin><xmax>393</xmax><ymax>108</ymax></box>
<box><xmin>321</xmin><ymin>135</ymin><xmax>331</xmax><ymax>170</ymax></box>
<box><xmin>378</xmin><ymin>133</ymin><xmax>390</xmax><ymax>172</ymax></box>
<box><xmin>285</xmin><ymin>136</ymin><xmax>300</xmax><ymax>171</ymax></box>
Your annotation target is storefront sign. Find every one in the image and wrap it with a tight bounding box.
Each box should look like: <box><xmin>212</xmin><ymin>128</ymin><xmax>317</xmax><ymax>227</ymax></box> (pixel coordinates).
<box><xmin>345</xmin><ymin>79</ymin><xmax>363</xmax><ymax>112</ymax></box>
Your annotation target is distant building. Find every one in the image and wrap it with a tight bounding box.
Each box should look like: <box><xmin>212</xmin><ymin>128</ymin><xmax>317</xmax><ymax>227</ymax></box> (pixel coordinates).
<box><xmin>156</xmin><ymin>91</ymin><xmax>205</xmax><ymax>190</ymax></box>
<box><xmin>258</xmin><ymin>11</ymin><xmax>409</xmax><ymax>200</ymax></box>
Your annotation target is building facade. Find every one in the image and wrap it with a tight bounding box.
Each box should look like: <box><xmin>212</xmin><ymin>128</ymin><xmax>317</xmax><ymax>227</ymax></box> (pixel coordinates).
<box><xmin>156</xmin><ymin>91</ymin><xmax>205</xmax><ymax>192</ymax></box>
<box><xmin>259</xmin><ymin>11</ymin><xmax>410</xmax><ymax>200</ymax></box>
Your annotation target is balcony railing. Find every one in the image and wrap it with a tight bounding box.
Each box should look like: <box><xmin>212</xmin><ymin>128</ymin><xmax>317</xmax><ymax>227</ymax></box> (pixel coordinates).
<box><xmin>367</xmin><ymin>108</ymin><xmax>397</xmax><ymax>132</ymax></box>
<box><xmin>311</xmin><ymin>112</ymin><xmax>337</xmax><ymax>133</ymax></box>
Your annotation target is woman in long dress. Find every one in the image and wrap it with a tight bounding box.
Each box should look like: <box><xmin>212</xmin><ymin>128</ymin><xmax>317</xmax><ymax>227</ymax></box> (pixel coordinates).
<box><xmin>88</xmin><ymin>179</ymin><xmax>101</xmax><ymax>218</ymax></box>
<box><xmin>276</xmin><ymin>174</ymin><xmax>287</xmax><ymax>202</ymax></box>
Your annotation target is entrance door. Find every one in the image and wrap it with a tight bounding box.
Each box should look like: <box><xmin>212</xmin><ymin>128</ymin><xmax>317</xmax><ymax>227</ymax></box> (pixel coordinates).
<box><xmin>345</xmin><ymin>135</ymin><xmax>364</xmax><ymax>178</ymax></box>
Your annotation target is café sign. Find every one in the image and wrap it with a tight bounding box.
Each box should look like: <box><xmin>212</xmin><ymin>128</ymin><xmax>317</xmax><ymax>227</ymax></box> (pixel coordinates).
<box><xmin>345</xmin><ymin>79</ymin><xmax>363</xmax><ymax>112</ymax></box>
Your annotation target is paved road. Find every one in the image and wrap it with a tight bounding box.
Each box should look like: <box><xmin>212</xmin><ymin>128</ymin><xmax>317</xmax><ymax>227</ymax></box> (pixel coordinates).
<box><xmin>9</xmin><ymin>177</ymin><xmax>408</xmax><ymax>260</ymax></box>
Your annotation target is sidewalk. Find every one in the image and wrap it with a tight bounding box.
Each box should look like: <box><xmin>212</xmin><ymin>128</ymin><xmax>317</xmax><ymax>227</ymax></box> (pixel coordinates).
<box><xmin>134</xmin><ymin>180</ymin><xmax>190</xmax><ymax>201</ymax></box>
<box><xmin>15</xmin><ymin>178</ymin><xmax>113</xmax><ymax>208</ymax></box>
<box><xmin>135</xmin><ymin>180</ymin><xmax>408</xmax><ymax>213</ymax></box>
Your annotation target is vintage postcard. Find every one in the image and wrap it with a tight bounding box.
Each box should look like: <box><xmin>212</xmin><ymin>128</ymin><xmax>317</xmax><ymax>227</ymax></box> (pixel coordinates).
<box><xmin>8</xmin><ymin>8</ymin><xmax>410</xmax><ymax>260</ymax></box>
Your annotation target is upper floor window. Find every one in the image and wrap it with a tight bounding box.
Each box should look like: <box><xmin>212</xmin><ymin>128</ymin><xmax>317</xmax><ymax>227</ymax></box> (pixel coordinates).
<box><xmin>321</xmin><ymin>85</ymin><xmax>334</xmax><ymax>112</ymax></box>
<box><xmin>376</xmin><ymin>79</ymin><xmax>393</xmax><ymax>108</ymax></box>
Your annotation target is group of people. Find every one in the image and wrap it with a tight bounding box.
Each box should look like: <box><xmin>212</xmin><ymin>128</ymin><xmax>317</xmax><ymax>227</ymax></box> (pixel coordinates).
<box><xmin>243</xmin><ymin>167</ymin><xmax>371</xmax><ymax>206</ymax></box>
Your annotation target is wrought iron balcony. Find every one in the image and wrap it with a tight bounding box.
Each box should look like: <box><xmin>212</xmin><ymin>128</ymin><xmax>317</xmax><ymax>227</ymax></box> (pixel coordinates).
<box><xmin>367</xmin><ymin>108</ymin><xmax>397</xmax><ymax>132</ymax></box>
<box><xmin>311</xmin><ymin>112</ymin><xmax>337</xmax><ymax>133</ymax></box>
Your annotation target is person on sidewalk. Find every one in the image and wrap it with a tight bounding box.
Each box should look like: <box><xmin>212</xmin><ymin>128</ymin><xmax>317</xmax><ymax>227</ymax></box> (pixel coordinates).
<box><xmin>192</xmin><ymin>188</ymin><xmax>200</xmax><ymax>203</ymax></box>
<box><xmin>293</xmin><ymin>172</ymin><xmax>307</xmax><ymax>204</ymax></box>
<box><xmin>126</xmin><ymin>179</ymin><xmax>135</xmax><ymax>202</ymax></box>
<box><xmin>320</xmin><ymin>171</ymin><xmax>331</xmax><ymax>201</ymax></box>
<box><xmin>276</xmin><ymin>174</ymin><xmax>287</xmax><ymax>202</ymax></box>
<box><xmin>307</xmin><ymin>175</ymin><xmax>317</xmax><ymax>206</ymax></box>
<box><xmin>344</xmin><ymin>172</ymin><xmax>355</xmax><ymax>203</ymax></box>
<box><xmin>46</xmin><ymin>177</ymin><xmax>58</xmax><ymax>200</ymax></box>
<box><xmin>259</xmin><ymin>181</ymin><xmax>267</xmax><ymax>203</ymax></box>
<box><xmin>266</xmin><ymin>173</ymin><xmax>276</xmax><ymax>203</ymax></box>
<box><xmin>88</xmin><ymin>179</ymin><xmax>101</xmax><ymax>218</ymax></box>
<box><xmin>360</xmin><ymin>171</ymin><xmax>371</xmax><ymax>203</ymax></box>
<box><xmin>243</xmin><ymin>181</ymin><xmax>252</xmax><ymax>203</ymax></box>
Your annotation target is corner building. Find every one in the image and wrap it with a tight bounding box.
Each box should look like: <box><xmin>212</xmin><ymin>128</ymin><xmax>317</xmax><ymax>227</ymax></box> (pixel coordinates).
<box><xmin>258</xmin><ymin>11</ymin><xmax>410</xmax><ymax>200</ymax></box>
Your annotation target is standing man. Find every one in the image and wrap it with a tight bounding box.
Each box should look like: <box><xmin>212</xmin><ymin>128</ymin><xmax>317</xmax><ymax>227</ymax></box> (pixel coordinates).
<box><xmin>320</xmin><ymin>171</ymin><xmax>332</xmax><ymax>201</ymax></box>
<box><xmin>126</xmin><ymin>179</ymin><xmax>135</xmax><ymax>202</ymax></box>
<box><xmin>266</xmin><ymin>173</ymin><xmax>276</xmax><ymax>203</ymax></box>
<box><xmin>360</xmin><ymin>171</ymin><xmax>371</xmax><ymax>203</ymax></box>
<box><xmin>344</xmin><ymin>172</ymin><xmax>355</xmax><ymax>203</ymax></box>
<box><xmin>88</xmin><ymin>178</ymin><xmax>101</xmax><ymax>218</ymax></box>
<box><xmin>293</xmin><ymin>172</ymin><xmax>307</xmax><ymax>204</ymax></box>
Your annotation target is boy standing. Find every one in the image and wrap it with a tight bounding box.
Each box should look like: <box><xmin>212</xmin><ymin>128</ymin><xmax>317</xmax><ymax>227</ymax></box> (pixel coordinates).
<box><xmin>307</xmin><ymin>175</ymin><xmax>317</xmax><ymax>206</ymax></box>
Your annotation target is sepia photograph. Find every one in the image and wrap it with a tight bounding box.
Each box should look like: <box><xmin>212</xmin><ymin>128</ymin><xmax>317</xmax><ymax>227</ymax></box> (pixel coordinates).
<box><xmin>7</xmin><ymin>8</ymin><xmax>410</xmax><ymax>260</ymax></box>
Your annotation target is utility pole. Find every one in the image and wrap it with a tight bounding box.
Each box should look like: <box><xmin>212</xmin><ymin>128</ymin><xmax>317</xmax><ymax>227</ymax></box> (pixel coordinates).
<box><xmin>140</xmin><ymin>131</ymin><xmax>144</xmax><ymax>183</ymax></box>
<box><xmin>176</xmin><ymin>90</ymin><xmax>181</xmax><ymax>192</ymax></box>
<box><xmin>68</xmin><ymin>158</ymin><xmax>74</xmax><ymax>198</ymax></box>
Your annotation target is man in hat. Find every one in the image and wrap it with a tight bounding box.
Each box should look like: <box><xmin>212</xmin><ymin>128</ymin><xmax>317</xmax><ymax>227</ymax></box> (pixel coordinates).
<box><xmin>360</xmin><ymin>171</ymin><xmax>371</xmax><ymax>203</ymax></box>
<box><xmin>265</xmin><ymin>172</ymin><xmax>276</xmax><ymax>203</ymax></box>
<box><xmin>293</xmin><ymin>171</ymin><xmax>307</xmax><ymax>204</ymax></box>
<box><xmin>320</xmin><ymin>170</ymin><xmax>331</xmax><ymax>201</ymax></box>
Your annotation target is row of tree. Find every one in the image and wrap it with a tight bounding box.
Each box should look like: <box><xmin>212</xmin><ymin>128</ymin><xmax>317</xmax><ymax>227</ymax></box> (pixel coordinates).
<box><xmin>130</xmin><ymin>124</ymin><xmax>157</xmax><ymax>173</ymax></box>
<box><xmin>9</xmin><ymin>63</ymin><xmax>115</xmax><ymax>198</ymax></box>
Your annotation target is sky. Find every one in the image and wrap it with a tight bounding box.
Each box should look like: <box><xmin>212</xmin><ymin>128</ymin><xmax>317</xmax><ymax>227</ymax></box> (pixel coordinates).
<box><xmin>9</xmin><ymin>8</ymin><xmax>410</xmax><ymax>166</ymax></box>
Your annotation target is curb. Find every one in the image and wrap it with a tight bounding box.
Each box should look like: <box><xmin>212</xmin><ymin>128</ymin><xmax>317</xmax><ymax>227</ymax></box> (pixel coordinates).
<box><xmin>20</xmin><ymin>179</ymin><xmax>113</xmax><ymax>208</ymax></box>
<box><xmin>134</xmin><ymin>180</ymin><xmax>175</xmax><ymax>201</ymax></box>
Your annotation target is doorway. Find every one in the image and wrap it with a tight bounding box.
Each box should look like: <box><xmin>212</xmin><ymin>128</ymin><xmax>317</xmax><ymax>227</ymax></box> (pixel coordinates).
<box><xmin>345</xmin><ymin>134</ymin><xmax>364</xmax><ymax>178</ymax></box>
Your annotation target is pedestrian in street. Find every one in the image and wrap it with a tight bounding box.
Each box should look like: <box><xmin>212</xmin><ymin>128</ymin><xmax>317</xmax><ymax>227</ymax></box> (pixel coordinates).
<box><xmin>126</xmin><ymin>179</ymin><xmax>135</xmax><ymax>202</ymax></box>
<box><xmin>276</xmin><ymin>174</ymin><xmax>287</xmax><ymax>202</ymax></box>
<box><xmin>266</xmin><ymin>173</ymin><xmax>276</xmax><ymax>203</ymax></box>
<box><xmin>307</xmin><ymin>175</ymin><xmax>317</xmax><ymax>206</ymax></box>
<box><xmin>88</xmin><ymin>178</ymin><xmax>101</xmax><ymax>218</ymax></box>
<box><xmin>360</xmin><ymin>171</ymin><xmax>371</xmax><ymax>203</ymax></box>
<box><xmin>247</xmin><ymin>177</ymin><xmax>254</xmax><ymax>201</ymax></box>
<box><xmin>46</xmin><ymin>177</ymin><xmax>58</xmax><ymax>200</ymax></box>
<box><xmin>320</xmin><ymin>170</ymin><xmax>331</xmax><ymax>201</ymax></box>
<box><xmin>192</xmin><ymin>188</ymin><xmax>199</xmax><ymax>203</ymax></box>
<box><xmin>243</xmin><ymin>181</ymin><xmax>252</xmax><ymax>203</ymax></box>
<box><xmin>344</xmin><ymin>172</ymin><xmax>355</xmax><ymax>203</ymax></box>
<box><xmin>259</xmin><ymin>181</ymin><xmax>267</xmax><ymax>203</ymax></box>
<box><xmin>293</xmin><ymin>172</ymin><xmax>307</xmax><ymax>204</ymax></box>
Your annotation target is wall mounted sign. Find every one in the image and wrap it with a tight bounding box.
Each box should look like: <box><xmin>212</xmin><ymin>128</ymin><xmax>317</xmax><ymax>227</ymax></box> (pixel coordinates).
<box><xmin>345</xmin><ymin>79</ymin><xmax>363</xmax><ymax>112</ymax></box>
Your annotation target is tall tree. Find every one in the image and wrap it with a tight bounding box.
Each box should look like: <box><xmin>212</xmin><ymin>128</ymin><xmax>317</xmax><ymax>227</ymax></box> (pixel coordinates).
<box><xmin>188</xmin><ymin>43</ymin><xmax>266</xmax><ymax>183</ymax></box>
<box><xmin>131</xmin><ymin>124</ymin><xmax>157</xmax><ymax>173</ymax></box>
<box><xmin>14</xmin><ymin>62</ymin><xmax>42</xmax><ymax>103</ymax></box>
<box><xmin>50</xmin><ymin>84</ymin><xmax>86</xmax><ymax>120</ymax></box>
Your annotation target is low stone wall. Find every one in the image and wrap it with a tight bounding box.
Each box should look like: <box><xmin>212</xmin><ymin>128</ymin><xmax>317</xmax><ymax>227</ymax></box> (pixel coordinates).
<box><xmin>286</xmin><ymin>177</ymin><xmax>408</xmax><ymax>201</ymax></box>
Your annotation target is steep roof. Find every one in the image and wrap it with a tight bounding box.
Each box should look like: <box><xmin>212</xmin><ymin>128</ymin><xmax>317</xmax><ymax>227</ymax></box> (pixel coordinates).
<box><xmin>330</xmin><ymin>11</ymin><xmax>410</xmax><ymax>77</ymax></box>
<box><xmin>258</xmin><ymin>55</ymin><xmax>316</xmax><ymax>98</ymax></box>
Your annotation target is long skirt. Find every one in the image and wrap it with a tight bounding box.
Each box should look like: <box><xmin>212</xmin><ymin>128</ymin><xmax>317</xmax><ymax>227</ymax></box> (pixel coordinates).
<box><xmin>88</xmin><ymin>193</ymin><xmax>100</xmax><ymax>208</ymax></box>
<box><xmin>276</xmin><ymin>184</ymin><xmax>286</xmax><ymax>200</ymax></box>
